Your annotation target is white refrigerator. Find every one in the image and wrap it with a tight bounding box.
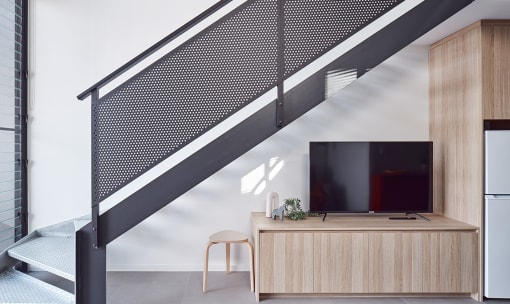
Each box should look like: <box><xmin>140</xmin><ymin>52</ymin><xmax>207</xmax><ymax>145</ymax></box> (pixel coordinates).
<box><xmin>484</xmin><ymin>130</ymin><xmax>510</xmax><ymax>299</ymax></box>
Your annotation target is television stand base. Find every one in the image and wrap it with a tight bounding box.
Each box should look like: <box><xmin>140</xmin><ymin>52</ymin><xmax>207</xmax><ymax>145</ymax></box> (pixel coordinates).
<box><xmin>251</xmin><ymin>212</ymin><xmax>478</xmax><ymax>302</ymax></box>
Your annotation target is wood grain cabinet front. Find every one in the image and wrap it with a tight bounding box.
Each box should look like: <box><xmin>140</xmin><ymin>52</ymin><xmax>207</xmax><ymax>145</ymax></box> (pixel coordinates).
<box><xmin>368</xmin><ymin>231</ymin><xmax>477</xmax><ymax>293</ymax></box>
<box><xmin>252</xmin><ymin>213</ymin><xmax>478</xmax><ymax>300</ymax></box>
<box><xmin>259</xmin><ymin>232</ymin><xmax>314</xmax><ymax>293</ymax></box>
<box><xmin>421</xmin><ymin>231</ymin><xmax>478</xmax><ymax>293</ymax></box>
<box><xmin>368</xmin><ymin>232</ymin><xmax>425</xmax><ymax>293</ymax></box>
<box><xmin>314</xmin><ymin>232</ymin><xmax>369</xmax><ymax>293</ymax></box>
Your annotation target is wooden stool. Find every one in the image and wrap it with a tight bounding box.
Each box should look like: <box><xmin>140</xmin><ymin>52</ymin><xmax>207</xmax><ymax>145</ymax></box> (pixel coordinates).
<box><xmin>203</xmin><ymin>230</ymin><xmax>254</xmax><ymax>293</ymax></box>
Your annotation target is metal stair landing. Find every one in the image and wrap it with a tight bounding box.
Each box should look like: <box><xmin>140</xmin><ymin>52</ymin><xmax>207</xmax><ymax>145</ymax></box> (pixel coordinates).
<box><xmin>0</xmin><ymin>269</ymin><xmax>74</xmax><ymax>304</ymax></box>
<box><xmin>7</xmin><ymin>235</ymin><xmax>75</xmax><ymax>281</ymax></box>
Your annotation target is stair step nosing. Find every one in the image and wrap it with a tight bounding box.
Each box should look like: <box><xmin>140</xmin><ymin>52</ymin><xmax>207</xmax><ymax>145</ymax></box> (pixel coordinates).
<box><xmin>8</xmin><ymin>250</ymin><xmax>75</xmax><ymax>281</ymax></box>
<box><xmin>7</xmin><ymin>236</ymin><xmax>75</xmax><ymax>282</ymax></box>
<box><xmin>0</xmin><ymin>269</ymin><xmax>74</xmax><ymax>304</ymax></box>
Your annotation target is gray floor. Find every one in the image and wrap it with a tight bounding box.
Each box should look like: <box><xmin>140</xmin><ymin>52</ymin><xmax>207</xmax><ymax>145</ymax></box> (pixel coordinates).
<box><xmin>31</xmin><ymin>271</ymin><xmax>510</xmax><ymax>304</ymax></box>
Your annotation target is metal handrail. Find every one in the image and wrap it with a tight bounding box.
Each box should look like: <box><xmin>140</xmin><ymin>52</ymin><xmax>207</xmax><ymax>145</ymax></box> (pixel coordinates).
<box><xmin>77</xmin><ymin>0</ymin><xmax>233</xmax><ymax>101</ymax></box>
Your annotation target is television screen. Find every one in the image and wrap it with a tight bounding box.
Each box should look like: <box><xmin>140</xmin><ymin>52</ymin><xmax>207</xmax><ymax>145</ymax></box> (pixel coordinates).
<box><xmin>309</xmin><ymin>141</ymin><xmax>432</xmax><ymax>214</ymax></box>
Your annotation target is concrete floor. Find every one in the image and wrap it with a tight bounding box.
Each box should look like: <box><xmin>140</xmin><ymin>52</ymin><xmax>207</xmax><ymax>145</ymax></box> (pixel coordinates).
<box><xmin>31</xmin><ymin>271</ymin><xmax>510</xmax><ymax>304</ymax></box>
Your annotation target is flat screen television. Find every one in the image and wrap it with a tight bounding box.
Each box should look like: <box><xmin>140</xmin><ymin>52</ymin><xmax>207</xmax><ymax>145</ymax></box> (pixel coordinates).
<box><xmin>309</xmin><ymin>141</ymin><xmax>432</xmax><ymax>216</ymax></box>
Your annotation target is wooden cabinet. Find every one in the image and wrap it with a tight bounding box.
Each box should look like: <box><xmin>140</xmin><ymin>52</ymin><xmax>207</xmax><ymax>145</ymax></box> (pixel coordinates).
<box><xmin>252</xmin><ymin>213</ymin><xmax>478</xmax><ymax>301</ymax></box>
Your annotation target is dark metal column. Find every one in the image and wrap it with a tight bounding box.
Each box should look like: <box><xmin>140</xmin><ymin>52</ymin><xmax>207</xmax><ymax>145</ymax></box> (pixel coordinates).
<box><xmin>19</xmin><ymin>0</ymin><xmax>28</xmax><ymax>242</ymax></box>
<box><xmin>14</xmin><ymin>1</ymin><xmax>29</xmax><ymax>271</ymax></box>
<box><xmin>16</xmin><ymin>0</ymin><xmax>28</xmax><ymax>245</ymax></box>
<box><xmin>76</xmin><ymin>222</ymin><xmax>106</xmax><ymax>304</ymax></box>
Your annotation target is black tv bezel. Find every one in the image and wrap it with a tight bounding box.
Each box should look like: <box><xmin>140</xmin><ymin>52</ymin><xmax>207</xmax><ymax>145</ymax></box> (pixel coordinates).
<box><xmin>308</xmin><ymin>141</ymin><xmax>433</xmax><ymax>215</ymax></box>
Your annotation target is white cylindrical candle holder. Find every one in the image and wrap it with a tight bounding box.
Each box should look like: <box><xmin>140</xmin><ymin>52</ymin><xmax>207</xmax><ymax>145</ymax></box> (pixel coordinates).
<box><xmin>266</xmin><ymin>192</ymin><xmax>279</xmax><ymax>217</ymax></box>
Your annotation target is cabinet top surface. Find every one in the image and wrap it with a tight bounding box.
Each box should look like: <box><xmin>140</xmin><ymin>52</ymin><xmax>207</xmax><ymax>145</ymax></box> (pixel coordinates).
<box><xmin>251</xmin><ymin>212</ymin><xmax>478</xmax><ymax>232</ymax></box>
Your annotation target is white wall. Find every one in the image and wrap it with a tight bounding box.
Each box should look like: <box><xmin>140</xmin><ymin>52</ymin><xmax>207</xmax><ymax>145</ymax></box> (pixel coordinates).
<box><xmin>28</xmin><ymin>0</ymin><xmax>218</xmax><ymax>229</ymax></box>
<box><xmin>30</xmin><ymin>1</ymin><xmax>429</xmax><ymax>271</ymax></box>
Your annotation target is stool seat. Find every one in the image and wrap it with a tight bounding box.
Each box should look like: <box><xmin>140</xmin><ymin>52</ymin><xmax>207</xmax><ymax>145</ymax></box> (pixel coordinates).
<box><xmin>209</xmin><ymin>230</ymin><xmax>248</xmax><ymax>243</ymax></box>
<box><xmin>203</xmin><ymin>230</ymin><xmax>254</xmax><ymax>293</ymax></box>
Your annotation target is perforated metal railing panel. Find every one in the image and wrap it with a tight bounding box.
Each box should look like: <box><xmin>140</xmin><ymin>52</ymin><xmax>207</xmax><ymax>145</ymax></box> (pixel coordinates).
<box><xmin>283</xmin><ymin>0</ymin><xmax>403</xmax><ymax>77</ymax></box>
<box><xmin>93</xmin><ymin>0</ymin><xmax>403</xmax><ymax>202</ymax></box>
<box><xmin>94</xmin><ymin>0</ymin><xmax>279</xmax><ymax>201</ymax></box>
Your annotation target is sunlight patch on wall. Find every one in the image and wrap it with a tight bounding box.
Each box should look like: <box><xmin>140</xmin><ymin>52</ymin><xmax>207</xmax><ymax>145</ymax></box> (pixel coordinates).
<box><xmin>241</xmin><ymin>157</ymin><xmax>286</xmax><ymax>194</ymax></box>
<box><xmin>254</xmin><ymin>180</ymin><xmax>266</xmax><ymax>195</ymax></box>
<box><xmin>241</xmin><ymin>164</ymin><xmax>265</xmax><ymax>194</ymax></box>
<box><xmin>268</xmin><ymin>157</ymin><xmax>284</xmax><ymax>181</ymax></box>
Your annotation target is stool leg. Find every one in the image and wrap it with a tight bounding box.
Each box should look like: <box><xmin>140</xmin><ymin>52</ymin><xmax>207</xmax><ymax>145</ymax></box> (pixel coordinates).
<box><xmin>226</xmin><ymin>242</ymin><xmax>231</xmax><ymax>273</ymax></box>
<box><xmin>245</xmin><ymin>241</ymin><xmax>255</xmax><ymax>292</ymax></box>
<box><xmin>203</xmin><ymin>241</ymin><xmax>214</xmax><ymax>292</ymax></box>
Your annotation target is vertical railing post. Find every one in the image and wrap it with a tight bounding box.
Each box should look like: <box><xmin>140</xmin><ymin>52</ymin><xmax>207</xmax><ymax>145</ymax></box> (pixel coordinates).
<box><xmin>91</xmin><ymin>88</ymin><xmax>100</xmax><ymax>249</ymax></box>
<box><xmin>276</xmin><ymin>0</ymin><xmax>285</xmax><ymax>127</ymax></box>
<box><xmin>76</xmin><ymin>87</ymin><xmax>106</xmax><ymax>304</ymax></box>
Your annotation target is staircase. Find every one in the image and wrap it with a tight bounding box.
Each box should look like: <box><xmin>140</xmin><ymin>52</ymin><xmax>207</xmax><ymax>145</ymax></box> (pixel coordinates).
<box><xmin>0</xmin><ymin>218</ymin><xmax>89</xmax><ymax>304</ymax></box>
<box><xmin>0</xmin><ymin>1</ymin><xmax>475</xmax><ymax>303</ymax></box>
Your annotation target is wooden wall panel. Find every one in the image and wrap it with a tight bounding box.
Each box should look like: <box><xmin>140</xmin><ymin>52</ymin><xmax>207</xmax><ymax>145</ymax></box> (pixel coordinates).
<box><xmin>482</xmin><ymin>21</ymin><xmax>510</xmax><ymax>119</ymax></box>
<box><xmin>429</xmin><ymin>23</ymin><xmax>484</xmax><ymax>227</ymax></box>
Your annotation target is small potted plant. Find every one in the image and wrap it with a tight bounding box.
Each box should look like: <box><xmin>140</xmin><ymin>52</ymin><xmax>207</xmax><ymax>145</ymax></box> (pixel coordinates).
<box><xmin>283</xmin><ymin>198</ymin><xmax>306</xmax><ymax>220</ymax></box>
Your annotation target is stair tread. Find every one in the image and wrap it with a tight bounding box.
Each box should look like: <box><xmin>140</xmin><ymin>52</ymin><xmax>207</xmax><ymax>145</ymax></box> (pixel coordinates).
<box><xmin>8</xmin><ymin>235</ymin><xmax>75</xmax><ymax>281</ymax></box>
<box><xmin>0</xmin><ymin>269</ymin><xmax>73</xmax><ymax>304</ymax></box>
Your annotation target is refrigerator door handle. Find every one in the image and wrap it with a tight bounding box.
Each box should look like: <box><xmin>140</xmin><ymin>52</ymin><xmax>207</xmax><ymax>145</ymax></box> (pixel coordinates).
<box><xmin>485</xmin><ymin>194</ymin><xmax>510</xmax><ymax>199</ymax></box>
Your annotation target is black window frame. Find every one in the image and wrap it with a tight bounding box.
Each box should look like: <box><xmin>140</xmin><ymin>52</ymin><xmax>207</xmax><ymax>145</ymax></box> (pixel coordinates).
<box><xmin>0</xmin><ymin>0</ymin><xmax>28</xmax><ymax>253</ymax></box>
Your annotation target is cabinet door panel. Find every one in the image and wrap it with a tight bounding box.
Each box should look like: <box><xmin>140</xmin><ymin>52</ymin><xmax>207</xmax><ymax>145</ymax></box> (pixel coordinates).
<box><xmin>369</xmin><ymin>232</ymin><xmax>423</xmax><ymax>293</ymax></box>
<box><xmin>314</xmin><ymin>232</ymin><xmax>368</xmax><ymax>293</ymax></box>
<box><xmin>259</xmin><ymin>232</ymin><xmax>314</xmax><ymax>293</ymax></box>
<box><xmin>369</xmin><ymin>231</ymin><xmax>478</xmax><ymax>294</ymax></box>
<box><xmin>423</xmin><ymin>232</ymin><xmax>478</xmax><ymax>293</ymax></box>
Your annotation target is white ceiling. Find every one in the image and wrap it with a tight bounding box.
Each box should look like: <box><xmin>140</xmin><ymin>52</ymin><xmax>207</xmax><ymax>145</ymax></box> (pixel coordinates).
<box><xmin>413</xmin><ymin>0</ymin><xmax>510</xmax><ymax>45</ymax></box>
